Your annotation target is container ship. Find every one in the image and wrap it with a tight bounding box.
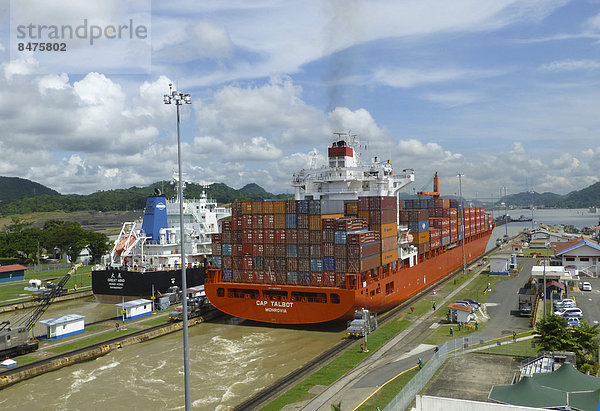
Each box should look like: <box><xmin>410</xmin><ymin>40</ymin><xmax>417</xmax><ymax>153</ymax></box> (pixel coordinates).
<box><xmin>92</xmin><ymin>176</ymin><xmax>231</xmax><ymax>304</ymax></box>
<box><xmin>204</xmin><ymin>133</ymin><xmax>493</xmax><ymax>324</ymax></box>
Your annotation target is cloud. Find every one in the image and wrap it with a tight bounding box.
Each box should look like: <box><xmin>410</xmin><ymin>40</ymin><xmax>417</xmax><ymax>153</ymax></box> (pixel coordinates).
<box><xmin>421</xmin><ymin>91</ymin><xmax>485</xmax><ymax>107</ymax></box>
<box><xmin>540</xmin><ymin>59</ymin><xmax>600</xmax><ymax>72</ymax></box>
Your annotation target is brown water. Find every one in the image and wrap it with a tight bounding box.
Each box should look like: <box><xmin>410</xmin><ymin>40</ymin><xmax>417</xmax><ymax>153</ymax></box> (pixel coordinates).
<box><xmin>0</xmin><ymin>308</ymin><xmax>345</xmax><ymax>410</ymax></box>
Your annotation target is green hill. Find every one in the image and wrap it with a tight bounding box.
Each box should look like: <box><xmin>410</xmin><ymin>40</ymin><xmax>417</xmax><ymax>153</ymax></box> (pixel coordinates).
<box><xmin>0</xmin><ymin>176</ymin><xmax>59</xmax><ymax>204</ymax></box>
<box><xmin>0</xmin><ymin>178</ymin><xmax>291</xmax><ymax>216</ymax></box>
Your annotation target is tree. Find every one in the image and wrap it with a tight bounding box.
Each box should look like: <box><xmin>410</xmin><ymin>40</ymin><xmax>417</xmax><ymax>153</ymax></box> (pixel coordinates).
<box><xmin>534</xmin><ymin>315</ymin><xmax>600</xmax><ymax>370</ymax></box>
<box><xmin>87</xmin><ymin>231</ymin><xmax>111</xmax><ymax>264</ymax></box>
<box><xmin>533</xmin><ymin>315</ymin><xmax>571</xmax><ymax>351</ymax></box>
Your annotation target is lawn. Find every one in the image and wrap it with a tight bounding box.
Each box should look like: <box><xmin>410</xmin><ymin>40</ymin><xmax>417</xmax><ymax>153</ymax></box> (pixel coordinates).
<box><xmin>356</xmin><ymin>367</ymin><xmax>420</xmax><ymax>410</ymax></box>
<box><xmin>0</xmin><ymin>265</ymin><xmax>92</xmax><ymax>304</ymax></box>
<box><xmin>262</xmin><ymin>318</ymin><xmax>412</xmax><ymax>410</ymax></box>
<box><xmin>141</xmin><ymin>315</ymin><xmax>171</xmax><ymax>326</ymax></box>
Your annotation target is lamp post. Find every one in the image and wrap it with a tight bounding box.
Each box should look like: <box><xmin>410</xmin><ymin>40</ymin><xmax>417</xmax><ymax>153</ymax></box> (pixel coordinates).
<box><xmin>163</xmin><ymin>84</ymin><xmax>192</xmax><ymax>410</ymax></box>
<box><xmin>543</xmin><ymin>257</ymin><xmax>547</xmax><ymax>318</ymax></box>
<box><xmin>503</xmin><ymin>186</ymin><xmax>508</xmax><ymax>240</ymax></box>
<box><xmin>457</xmin><ymin>173</ymin><xmax>466</xmax><ymax>275</ymax></box>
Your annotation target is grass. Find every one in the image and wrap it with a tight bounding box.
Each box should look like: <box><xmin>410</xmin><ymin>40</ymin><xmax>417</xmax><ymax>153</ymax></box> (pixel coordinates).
<box><xmin>0</xmin><ymin>265</ymin><xmax>92</xmax><ymax>304</ymax></box>
<box><xmin>141</xmin><ymin>315</ymin><xmax>170</xmax><ymax>326</ymax></box>
<box><xmin>44</xmin><ymin>327</ymin><xmax>140</xmax><ymax>354</ymax></box>
<box><xmin>261</xmin><ymin>318</ymin><xmax>411</xmax><ymax>410</ymax></box>
<box><xmin>480</xmin><ymin>338</ymin><xmax>538</xmax><ymax>358</ymax></box>
<box><xmin>356</xmin><ymin>367</ymin><xmax>420</xmax><ymax>410</ymax></box>
<box><xmin>7</xmin><ymin>355</ymin><xmax>41</xmax><ymax>366</ymax></box>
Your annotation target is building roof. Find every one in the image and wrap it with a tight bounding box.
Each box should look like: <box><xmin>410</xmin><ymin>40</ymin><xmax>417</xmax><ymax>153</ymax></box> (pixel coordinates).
<box><xmin>546</xmin><ymin>280</ymin><xmax>565</xmax><ymax>290</ymax></box>
<box><xmin>556</xmin><ymin>238</ymin><xmax>600</xmax><ymax>256</ymax></box>
<box><xmin>39</xmin><ymin>314</ymin><xmax>84</xmax><ymax>326</ymax></box>
<box><xmin>490</xmin><ymin>362</ymin><xmax>600</xmax><ymax>409</ymax></box>
<box><xmin>552</xmin><ymin>237</ymin><xmax>586</xmax><ymax>253</ymax></box>
<box><xmin>0</xmin><ymin>264</ymin><xmax>28</xmax><ymax>273</ymax></box>
<box><xmin>116</xmin><ymin>298</ymin><xmax>152</xmax><ymax>308</ymax></box>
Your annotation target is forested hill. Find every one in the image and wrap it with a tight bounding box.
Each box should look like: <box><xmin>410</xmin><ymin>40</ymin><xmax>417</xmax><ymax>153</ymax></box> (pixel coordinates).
<box><xmin>0</xmin><ymin>176</ymin><xmax>59</xmax><ymax>203</ymax></box>
<box><xmin>0</xmin><ymin>178</ymin><xmax>290</xmax><ymax>216</ymax></box>
<box><xmin>504</xmin><ymin>181</ymin><xmax>600</xmax><ymax>208</ymax></box>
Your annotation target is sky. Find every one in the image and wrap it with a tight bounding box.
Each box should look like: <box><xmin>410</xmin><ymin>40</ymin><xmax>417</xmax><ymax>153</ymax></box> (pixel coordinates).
<box><xmin>1</xmin><ymin>0</ymin><xmax>599</xmax><ymax>201</ymax></box>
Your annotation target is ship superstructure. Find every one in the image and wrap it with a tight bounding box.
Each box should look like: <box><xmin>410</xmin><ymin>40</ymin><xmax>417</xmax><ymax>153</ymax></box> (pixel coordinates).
<box><xmin>92</xmin><ymin>176</ymin><xmax>231</xmax><ymax>303</ymax></box>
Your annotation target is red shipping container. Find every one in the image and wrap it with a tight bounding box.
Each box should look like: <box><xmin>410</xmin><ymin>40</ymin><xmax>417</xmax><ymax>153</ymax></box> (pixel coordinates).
<box><xmin>298</xmin><ymin>244</ymin><xmax>310</xmax><ymax>258</ymax></box>
<box><xmin>242</xmin><ymin>215</ymin><xmax>253</xmax><ymax>229</ymax></box>
<box><xmin>311</xmin><ymin>272</ymin><xmax>323</xmax><ymax>286</ymax></box>
<box><xmin>252</xmin><ymin>243</ymin><xmax>264</xmax><ymax>256</ymax></box>
<box><xmin>263</xmin><ymin>214</ymin><xmax>274</xmax><ymax>229</ymax></box>
<box><xmin>222</xmin><ymin>221</ymin><xmax>232</xmax><ymax>232</ymax></box>
<box><xmin>233</xmin><ymin>216</ymin><xmax>242</xmax><ymax>230</ymax></box>
<box><xmin>211</xmin><ymin>243</ymin><xmax>221</xmax><ymax>256</ymax></box>
<box><xmin>323</xmin><ymin>242</ymin><xmax>335</xmax><ymax>256</ymax></box>
<box><xmin>275</xmin><ymin>229</ymin><xmax>287</xmax><ymax>243</ymax></box>
<box><xmin>222</xmin><ymin>256</ymin><xmax>232</xmax><ymax>268</ymax></box>
<box><xmin>222</xmin><ymin>231</ymin><xmax>232</xmax><ymax>243</ymax></box>
<box><xmin>285</xmin><ymin>200</ymin><xmax>297</xmax><ymax>214</ymax></box>
<box><xmin>286</xmin><ymin>229</ymin><xmax>298</xmax><ymax>244</ymax></box>
<box><xmin>264</xmin><ymin>229</ymin><xmax>275</xmax><ymax>244</ymax></box>
<box><xmin>298</xmin><ymin>229</ymin><xmax>310</xmax><ymax>244</ymax></box>
<box><xmin>254</xmin><ymin>229</ymin><xmax>264</xmax><ymax>243</ymax></box>
<box><xmin>242</xmin><ymin>256</ymin><xmax>253</xmax><ymax>270</ymax></box>
<box><xmin>310</xmin><ymin>244</ymin><xmax>322</xmax><ymax>258</ymax></box>
<box><xmin>264</xmin><ymin>244</ymin><xmax>275</xmax><ymax>258</ymax></box>
<box><xmin>275</xmin><ymin>244</ymin><xmax>286</xmax><ymax>258</ymax></box>
<box><xmin>297</xmin><ymin>214</ymin><xmax>309</xmax><ymax>229</ymax></box>
<box><xmin>252</xmin><ymin>214</ymin><xmax>263</xmax><ymax>229</ymax></box>
<box><xmin>242</xmin><ymin>270</ymin><xmax>254</xmax><ymax>283</ymax></box>
<box><xmin>335</xmin><ymin>258</ymin><xmax>347</xmax><ymax>273</ymax></box>
<box><xmin>255</xmin><ymin>270</ymin><xmax>265</xmax><ymax>283</ymax></box>
<box><xmin>310</xmin><ymin>230</ymin><xmax>322</xmax><ymax>244</ymax></box>
<box><xmin>287</xmin><ymin>257</ymin><xmax>298</xmax><ymax>271</ymax></box>
<box><xmin>242</xmin><ymin>229</ymin><xmax>253</xmax><ymax>243</ymax></box>
<box><xmin>242</xmin><ymin>243</ymin><xmax>253</xmax><ymax>255</ymax></box>
<box><xmin>232</xmin><ymin>244</ymin><xmax>243</xmax><ymax>256</ymax></box>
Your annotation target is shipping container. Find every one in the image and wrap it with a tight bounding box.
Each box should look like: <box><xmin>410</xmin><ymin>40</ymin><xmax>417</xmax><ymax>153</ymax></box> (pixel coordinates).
<box><xmin>286</xmin><ymin>213</ymin><xmax>297</xmax><ymax>228</ymax></box>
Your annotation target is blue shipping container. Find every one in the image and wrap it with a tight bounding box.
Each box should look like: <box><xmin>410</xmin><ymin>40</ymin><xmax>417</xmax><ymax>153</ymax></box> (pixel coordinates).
<box><xmin>286</xmin><ymin>213</ymin><xmax>297</xmax><ymax>228</ymax></box>
<box><xmin>310</xmin><ymin>258</ymin><xmax>323</xmax><ymax>272</ymax></box>
<box><xmin>286</xmin><ymin>244</ymin><xmax>298</xmax><ymax>257</ymax></box>
<box><xmin>334</xmin><ymin>231</ymin><xmax>347</xmax><ymax>244</ymax></box>
<box><xmin>223</xmin><ymin>269</ymin><xmax>233</xmax><ymax>281</ymax></box>
<box><xmin>222</xmin><ymin>244</ymin><xmax>233</xmax><ymax>256</ymax></box>
<box><xmin>212</xmin><ymin>256</ymin><xmax>222</xmax><ymax>268</ymax></box>
<box><xmin>323</xmin><ymin>256</ymin><xmax>336</xmax><ymax>271</ymax></box>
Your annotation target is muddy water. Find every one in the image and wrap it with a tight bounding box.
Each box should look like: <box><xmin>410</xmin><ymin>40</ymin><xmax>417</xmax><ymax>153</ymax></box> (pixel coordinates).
<box><xmin>0</xmin><ymin>315</ymin><xmax>345</xmax><ymax>410</ymax></box>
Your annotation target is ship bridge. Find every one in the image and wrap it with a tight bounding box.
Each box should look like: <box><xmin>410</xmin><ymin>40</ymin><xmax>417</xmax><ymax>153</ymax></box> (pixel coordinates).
<box><xmin>292</xmin><ymin>132</ymin><xmax>414</xmax><ymax>202</ymax></box>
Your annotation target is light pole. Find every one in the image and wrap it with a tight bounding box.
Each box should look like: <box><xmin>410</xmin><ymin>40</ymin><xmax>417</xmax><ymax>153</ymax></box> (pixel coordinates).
<box><xmin>543</xmin><ymin>258</ymin><xmax>547</xmax><ymax>318</ymax></box>
<box><xmin>163</xmin><ymin>84</ymin><xmax>192</xmax><ymax>410</ymax></box>
<box><xmin>457</xmin><ymin>173</ymin><xmax>466</xmax><ymax>275</ymax></box>
<box><xmin>503</xmin><ymin>186</ymin><xmax>508</xmax><ymax>240</ymax></box>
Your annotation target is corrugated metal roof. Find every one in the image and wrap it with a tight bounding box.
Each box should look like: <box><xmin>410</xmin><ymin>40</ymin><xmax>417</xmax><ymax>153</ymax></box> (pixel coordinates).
<box><xmin>447</xmin><ymin>303</ymin><xmax>474</xmax><ymax>312</ymax></box>
<box><xmin>0</xmin><ymin>264</ymin><xmax>28</xmax><ymax>273</ymax></box>
<box><xmin>40</xmin><ymin>314</ymin><xmax>84</xmax><ymax>326</ymax></box>
<box><xmin>556</xmin><ymin>238</ymin><xmax>600</xmax><ymax>256</ymax></box>
<box><xmin>116</xmin><ymin>298</ymin><xmax>152</xmax><ymax>308</ymax></box>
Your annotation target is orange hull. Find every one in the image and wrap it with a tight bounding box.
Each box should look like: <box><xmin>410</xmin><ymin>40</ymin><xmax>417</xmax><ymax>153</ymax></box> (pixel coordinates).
<box><xmin>205</xmin><ymin>231</ymin><xmax>492</xmax><ymax>324</ymax></box>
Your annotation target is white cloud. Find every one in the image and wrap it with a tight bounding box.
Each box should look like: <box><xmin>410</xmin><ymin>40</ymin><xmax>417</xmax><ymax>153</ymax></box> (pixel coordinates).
<box><xmin>540</xmin><ymin>59</ymin><xmax>600</xmax><ymax>72</ymax></box>
<box><xmin>421</xmin><ymin>91</ymin><xmax>485</xmax><ymax>107</ymax></box>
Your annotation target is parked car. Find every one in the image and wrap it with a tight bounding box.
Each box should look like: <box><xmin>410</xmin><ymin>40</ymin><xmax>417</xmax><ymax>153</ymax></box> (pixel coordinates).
<box><xmin>567</xmin><ymin>318</ymin><xmax>581</xmax><ymax>327</ymax></box>
<box><xmin>554</xmin><ymin>307</ymin><xmax>583</xmax><ymax>318</ymax></box>
<box><xmin>463</xmin><ymin>299</ymin><xmax>481</xmax><ymax>309</ymax></box>
<box><xmin>554</xmin><ymin>299</ymin><xmax>576</xmax><ymax>310</ymax></box>
<box><xmin>581</xmin><ymin>282</ymin><xmax>592</xmax><ymax>291</ymax></box>
<box><xmin>455</xmin><ymin>300</ymin><xmax>479</xmax><ymax>309</ymax></box>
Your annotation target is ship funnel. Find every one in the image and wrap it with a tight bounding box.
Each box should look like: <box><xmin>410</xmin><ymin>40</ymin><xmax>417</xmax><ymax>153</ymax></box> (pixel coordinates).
<box><xmin>141</xmin><ymin>196</ymin><xmax>168</xmax><ymax>242</ymax></box>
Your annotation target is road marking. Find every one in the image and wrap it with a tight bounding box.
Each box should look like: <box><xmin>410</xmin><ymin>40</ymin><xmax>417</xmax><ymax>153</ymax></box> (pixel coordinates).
<box><xmin>396</xmin><ymin>344</ymin><xmax>437</xmax><ymax>361</ymax></box>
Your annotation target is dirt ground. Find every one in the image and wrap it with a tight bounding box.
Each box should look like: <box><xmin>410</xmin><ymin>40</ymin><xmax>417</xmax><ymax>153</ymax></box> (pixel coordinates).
<box><xmin>423</xmin><ymin>353</ymin><xmax>521</xmax><ymax>403</ymax></box>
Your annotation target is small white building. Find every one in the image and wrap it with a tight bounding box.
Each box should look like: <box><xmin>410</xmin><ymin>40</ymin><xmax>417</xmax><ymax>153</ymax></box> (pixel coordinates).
<box><xmin>448</xmin><ymin>303</ymin><xmax>475</xmax><ymax>324</ymax></box>
<box><xmin>40</xmin><ymin>314</ymin><xmax>85</xmax><ymax>341</ymax></box>
<box><xmin>489</xmin><ymin>254</ymin><xmax>511</xmax><ymax>275</ymax></box>
<box><xmin>116</xmin><ymin>299</ymin><xmax>152</xmax><ymax>321</ymax></box>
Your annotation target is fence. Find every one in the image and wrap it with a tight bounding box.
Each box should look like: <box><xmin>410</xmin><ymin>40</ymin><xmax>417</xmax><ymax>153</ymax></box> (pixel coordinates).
<box><xmin>384</xmin><ymin>336</ymin><xmax>476</xmax><ymax>411</ymax></box>
<box><xmin>28</xmin><ymin>263</ymin><xmax>73</xmax><ymax>273</ymax></box>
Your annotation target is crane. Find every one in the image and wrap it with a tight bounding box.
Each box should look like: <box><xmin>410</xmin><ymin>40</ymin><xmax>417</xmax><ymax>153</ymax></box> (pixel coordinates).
<box><xmin>417</xmin><ymin>172</ymin><xmax>440</xmax><ymax>198</ymax></box>
<box><xmin>0</xmin><ymin>263</ymin><xmax>81</xmax><ymax>358</ymax></box>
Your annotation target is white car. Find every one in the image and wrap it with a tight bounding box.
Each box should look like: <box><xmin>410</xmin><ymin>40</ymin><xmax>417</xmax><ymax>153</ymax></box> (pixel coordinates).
<box><xmin>581</xmin><ymin>282</ymin><xmax>592</xmax><ymax>291</ymax></box>
<box><xmin>554</xmin><ymin>307</ymin><xmax>583</xmax><ymax>318</ymax></box>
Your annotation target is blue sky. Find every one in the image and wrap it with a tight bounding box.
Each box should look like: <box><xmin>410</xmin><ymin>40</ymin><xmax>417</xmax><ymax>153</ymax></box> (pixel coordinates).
<box><xmin>0</xmin><ymin>0</ymin><xmax>599</xmax><ymax>201</ymax></box>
